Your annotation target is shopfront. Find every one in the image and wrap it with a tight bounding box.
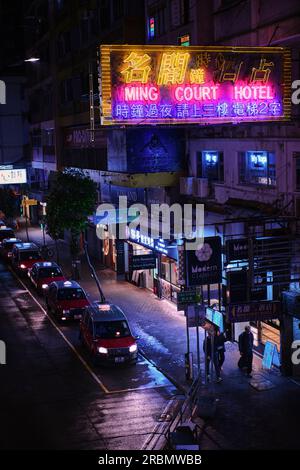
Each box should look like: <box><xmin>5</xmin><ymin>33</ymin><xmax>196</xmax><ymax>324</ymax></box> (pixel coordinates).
<box><xmin>125</xmin><ymin>229</ymin><xmax>180</xmax><ymax>303</ymax></box>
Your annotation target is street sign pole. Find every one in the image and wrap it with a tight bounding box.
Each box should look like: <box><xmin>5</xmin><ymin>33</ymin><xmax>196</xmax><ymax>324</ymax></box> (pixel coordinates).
<box><xmin>196</xmin><ymin>306</ymin><xmax>200</xmax><ymax>374</ymax></box>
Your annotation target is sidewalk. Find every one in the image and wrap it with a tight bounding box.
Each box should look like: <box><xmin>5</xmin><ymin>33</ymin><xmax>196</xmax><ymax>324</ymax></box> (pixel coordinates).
<box><xmin>16</xmin><ymin>224</ymin><xmax>300</xmax><ymax>449</ymax></box>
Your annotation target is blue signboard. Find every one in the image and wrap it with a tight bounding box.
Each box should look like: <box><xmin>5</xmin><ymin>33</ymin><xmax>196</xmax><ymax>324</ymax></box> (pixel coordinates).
<box><xmin>129</xmin><ymin>228</ymin><xmax>178</xmax><ymax>260</ymax></box>
<box><xmin>206</xmin><ymin>307</ymin><xmax>224</xmax><ymax>333</ymax></box>
<box><xmin>126</xmin><ymin>128</ymin><xmax>185</xmax><ymax>173</ymax></box>
<box><xmin>262</xmin><ymin>341</ymin><xmax>281</xmax><ymax>369</ymax></box>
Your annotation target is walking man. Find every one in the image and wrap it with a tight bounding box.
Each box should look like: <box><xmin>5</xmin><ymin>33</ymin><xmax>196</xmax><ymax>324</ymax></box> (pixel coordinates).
<box><xmin>203</xmin><ymin>330</ymin><xmax>222</xmax><ymax>383</ymax></box>
<box><xmin>215</xmin><ymin>327</ymin><xmax>226</xmax><ymax>370</ymax></box>
<box><xmin>238</xmin><ymin>325</ymin><xmax>254</xmax><ymax>378</ymax></box>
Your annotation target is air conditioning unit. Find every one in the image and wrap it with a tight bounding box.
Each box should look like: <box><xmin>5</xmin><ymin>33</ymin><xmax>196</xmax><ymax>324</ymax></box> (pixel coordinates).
<box><xmin>180</xmin><ymin>177</ymin><xmax>194</xmax><ymax>195</ymax></box>
<box><xmin>193</xmin><ymin>178</ymin><xmax>209</xmax><ymax>198</ymax></box>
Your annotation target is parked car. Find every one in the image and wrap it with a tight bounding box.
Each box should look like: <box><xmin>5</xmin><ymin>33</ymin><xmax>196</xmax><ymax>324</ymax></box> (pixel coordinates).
<box><xmin>0</xmin><ymin>226</ymin><xmax>15</xmax><ymax>245</ymax></box>
<box><xmin>0</xmin><ymin>238</ymin><xmax>22</xmax><ymax>261</ymax></box>
<box><xmin>45</xmin><ymin>280</ymin><xmax>89</xmax><ymax>321</ymax></box>
<box><xmin>28</xmin><ymin>261</ymin><xmax>66</xmax><ymax>293</ymax></box>
<box><xmin>11</xmin><ymin>242</ymin><xmax>43</xmax><ymax>274</ymax></box>
<box><xmin>79</xmin><ymin>301</ymin><xmax>138</xmax><ymax>365</ymax></box>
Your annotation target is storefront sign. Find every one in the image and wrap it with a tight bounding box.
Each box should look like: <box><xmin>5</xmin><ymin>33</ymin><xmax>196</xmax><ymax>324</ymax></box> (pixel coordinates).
<box><xmin>0</xmin><ymin>169</ymin><xmax>27</xmax><ymax>185</ymax></box>
<box><xmin>226</xmin><ymin>238</ymin><xmax>249</xmax><ymax>262</ymax></box>
<box><xmin>228</xmin><ymin>301</ymin><xmax>281</xmax><ymax>322</ymax></box>
<box><xmin>100</xmin><ymin>44</ymin><xmax>291</xmax><ymax>125</ymax></box>
<box><xmin>206</xmin><ymin>307</ymin><xmax>224</xmax><ymax>332</ymax></box>
<box><xmin>130</xmin><ymin>253</ymin><xmax>157</xmax><ymax>270</ymax></box>
<box><xmin>64</xmin><ymin>126</ymin><xmax>106</xmax><ymax>148</ymax></box>
<box><xmin>186</xmin><ymin>236</ymin><xmax>222</xmax><ymax>286</ymax></box>
<box><xmin>129</xmin><ymin>229</ymin><xmax>178</xmax><ymax>260</ymax></box>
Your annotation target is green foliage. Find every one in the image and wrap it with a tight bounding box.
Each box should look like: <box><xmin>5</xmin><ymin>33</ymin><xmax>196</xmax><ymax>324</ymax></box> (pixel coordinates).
<box><xmin>46</xmin><ymin>169</ymin><xmax>97</xmax><ymax>257</ymax></box>
<box><xmin>0</xmin><ymin>188</ymin><xmax>19</xmax><ymax>219</ymax></box>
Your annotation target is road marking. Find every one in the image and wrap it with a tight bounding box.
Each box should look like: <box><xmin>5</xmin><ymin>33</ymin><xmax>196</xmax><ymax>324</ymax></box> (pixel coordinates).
<box><xmin>108</xmin><ymin>383</ymin><xmax>173</xmax><ymax>394</ymax></box>
<box><xmin>8</xmin><ymin>267</ymin><xmax>109</xmax><ymax>394</ymax></box>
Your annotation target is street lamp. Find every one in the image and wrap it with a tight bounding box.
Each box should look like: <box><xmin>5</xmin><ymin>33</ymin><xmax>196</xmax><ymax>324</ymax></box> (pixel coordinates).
<box><xmin>24</xmin><ymin>57</ymin><xmax>40</xmax><ymax>63</ymax></box>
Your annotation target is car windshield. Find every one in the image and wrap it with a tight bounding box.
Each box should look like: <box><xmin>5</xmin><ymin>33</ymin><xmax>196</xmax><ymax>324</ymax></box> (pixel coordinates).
<box><xmin>57</xmin><ymin>288</ymin><xmax>86</xmax><ymax>300</ymax></box>
<box><xmin>19</xmin><ymin>250</ymin><xmax>41</xmax><ymax>260</ymax></box>
<box><xmin>94</xmin><ymin>320</ymin><xmax>131</xmax><ymax>339</ymax></box>
<box><xmin>0</xmin><ymin>231</ymin><xmax>14</xmax><ymax>240</ymax></box>
<box><xmin>4</xmin><ymin>241</ymin><xmax>17</xmax><ymax>249</ymax></box>
<box><xmin>38</xmin><ymin>267</ymin><xmax>62</xmax><ymax>278</ymax></box>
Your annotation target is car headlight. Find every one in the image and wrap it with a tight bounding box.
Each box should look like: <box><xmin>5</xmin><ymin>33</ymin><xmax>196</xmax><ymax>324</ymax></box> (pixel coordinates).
<box><xmin>62</xmin><ymin>309</ymin><xmax>70</xmax><ymax>314</ymax></box>
<box><xmin>20</xmin><ymin>264</ymin><xmax>26</xmax><ymax>269</ymax></box>
<box><xmin>98</xmin><ymin>347</ymin><xmax>108</xmax><ymax>354</ymax></box>
<box><xmin>42</xmin><ymin>284</ymin><xmax>48</xmax><ymax>289</ymax></box>
<box><xmin>129</xmin><ymin>344</ymin><xmax>137</xmax><ymax>353</ymax></box>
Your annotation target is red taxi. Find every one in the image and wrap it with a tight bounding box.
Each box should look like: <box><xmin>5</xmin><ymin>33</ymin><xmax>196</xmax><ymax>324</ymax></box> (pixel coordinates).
<box><xmin>79</xmin><ymin>302</ymin><xmax>138</xmax><ymax>365</ymax></box>
<box><xmin>0</xmin><ymin>238</ymin><xmax>22</xmax><ymax>261</ymax></box>
<box><xmin>45</xmin><ymin>280</ymin><xmax>89</xmax><ymax>321</ymax></box>
<box><xmin>28</xmin><ymin>261</ymin><xmax>66</xmax><ymax>293</ymax></box>
<box><xmin>11</xmin><ymin>243</ymin><xmax>44</xmax><ymax>274</ymax></box>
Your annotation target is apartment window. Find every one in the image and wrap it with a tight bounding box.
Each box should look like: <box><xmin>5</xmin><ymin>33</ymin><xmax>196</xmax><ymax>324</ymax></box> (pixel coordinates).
<box><xmin>197</xmin><ymin>151</ymin><xmax>224</xmax><ymax>182</ymax></box>
<box><xmin>60</xmin><ymin>78</ymin><xmax>73</xmax><ymax>103</ymax></box>
<box><xmin>57</xmin><ymin>31</ymin><xmax>71</xmax><ymax>58</ymax></box>
<box><xmin>113</xmin><ymin>0</ymin><xmax>124</xmax><ymax>20</ymax></box>
<box><xmin>239</xmin><ymin>151</ymin><xmax>276</xmax><ymax>186</ymax></box>
<box><xmin>100</xmin><ymin>0</ymin><xmax>111</xmax><ymax>29</ymax></box>
<box><xmin>294</xmin><ymin>153</ymin><xmax>300</xmax><ymax>191</ymax></box>
<box><xmin>171</xmin><ymin>0</ymin><xmax>190</xmax><ymax>28</ymax></box>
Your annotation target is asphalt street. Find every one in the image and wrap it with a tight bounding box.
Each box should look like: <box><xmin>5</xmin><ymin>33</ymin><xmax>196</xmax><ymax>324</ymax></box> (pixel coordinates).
<box><xmin>0</xmin><ymin>261</ymin><xmax>183</xmax><ymax>450</ymax></box>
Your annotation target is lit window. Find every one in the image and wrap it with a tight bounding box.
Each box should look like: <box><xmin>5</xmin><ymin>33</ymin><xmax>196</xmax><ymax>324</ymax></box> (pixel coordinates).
<box><xmin>239</xmin><ymin>151</ymin><xmax>276</xmax><ymax>186</ymax></box>
<box><xmin>197</xmin><ymin>151</ymin><xmax>224</xmax><ymax>182</ymax></box>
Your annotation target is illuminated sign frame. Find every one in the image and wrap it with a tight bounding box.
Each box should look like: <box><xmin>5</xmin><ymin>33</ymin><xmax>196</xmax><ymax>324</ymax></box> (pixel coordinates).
<box><xmin>0</xmin><ymin>169</ymin><xmax>27</xmax><ymax>185</ymax></box>
<box><xmin>100</xmin><ymin>44</ymin><xmax>291</xmax><ymax>126</ymax></box>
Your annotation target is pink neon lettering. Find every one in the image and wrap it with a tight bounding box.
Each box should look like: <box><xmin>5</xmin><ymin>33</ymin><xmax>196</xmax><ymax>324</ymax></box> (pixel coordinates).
<box><xmin>234</xmin><ymin>85</ymin><xmax>274</xmax><ymax>100</ymax></box>
<box><xmin>174</xmin><ymin>85</ymin><xmax>219</xmax><ymax>102</ymax></box>
<box><xmin>124</xmin><ymin>85</ymin><xmax>159</xmax><ymax>101</ymax></box>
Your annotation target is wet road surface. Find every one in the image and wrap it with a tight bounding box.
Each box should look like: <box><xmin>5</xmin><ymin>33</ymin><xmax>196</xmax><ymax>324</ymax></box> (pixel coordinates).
<box><xmin>0</xmin><ymin>263</ymin><xmax>183</xmax><ymax>450</ymax></box>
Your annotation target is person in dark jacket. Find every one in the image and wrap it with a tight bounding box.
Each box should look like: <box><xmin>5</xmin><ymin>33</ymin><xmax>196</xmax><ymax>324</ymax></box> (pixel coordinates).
<box><xmin>238</xmin><ymin>325</ymin><xmax>254</xmax><ymax>377</ymax></box>
<box><xmin>215</xmin><ymin>327</ymin><xmax>226</xmax><ymax>369</ymax></box>
<box><xmin>203</xmin><ymin>330</ymin><xmax>222</xmax><ymax>383</ymax></box>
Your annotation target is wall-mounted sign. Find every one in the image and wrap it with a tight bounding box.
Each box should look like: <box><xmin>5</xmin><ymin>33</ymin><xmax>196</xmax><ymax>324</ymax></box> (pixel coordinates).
<box><xmin>130</xmin><ymin>253</ymin><xmax>157</xmax><ymax>270</ymax></box>
<box><xmin>228</xmin><ymin>301</ymin><xmax>281</xmax><ymax>322</ymax></box>
<box><xmin>0</xmin><ymin>169</ymin><xmax>27</xmax><ymax>185</ymax></box>
<box><xmin>177</xmin><ymin>289</ymin><xmax>201</xmax><ymax>311</ymax></box>
<box><xmin>185</xmin><ymin>236</ymin><xmax>222</xmax><ymax>286</ymax></box>
<box><xmin>129</xmin><ymin>229</ymin><xmax>178</xmax><ymax>260</ymax></box>
<box><xmin>64</xmin><ymin>127</ymin><xmax>106</xmax><ymax>148</ymax></box>
<box><xmin>226</xmin><ymin>238</ymin><xmax>249</xmax><ymax>262</ymax></box>
<box><xmin>126</xmin><ymin>128</ymin><xmax>185</xmax><ymax>173</ymax></box>
<box><xmin>100</xmin><ymin>45</ymin><xmax>291</xmax><ymax>125</ymax></box>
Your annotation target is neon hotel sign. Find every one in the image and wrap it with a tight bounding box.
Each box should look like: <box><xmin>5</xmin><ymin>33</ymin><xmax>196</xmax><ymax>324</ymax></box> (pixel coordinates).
<box><xmin>100</xmin><ymin>45</ymin><xmax>291</xmax><ymax>125</ymax></box>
